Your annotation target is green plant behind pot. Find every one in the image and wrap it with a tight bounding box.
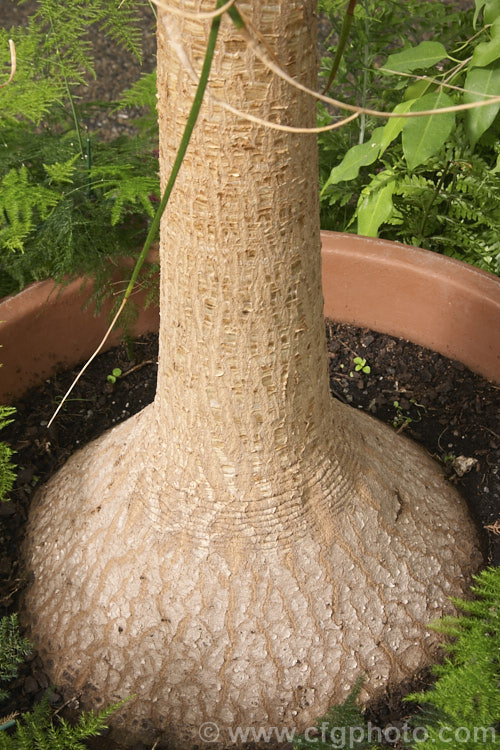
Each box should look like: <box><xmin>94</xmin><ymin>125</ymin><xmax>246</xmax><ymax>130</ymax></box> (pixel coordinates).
<box><xmin>1</xmin><ymin>0</ymin><xmax>498</xmax><ymax>298</ymax></box>
<box><xmin>318</xmin><ymin>0</ymin><xmax>500</xmax><ymax>275</ymax></box>
<box><xmin>0</xmin><ymin>0</ymin><xmax>160</xmax><ymax>306</ymax></box>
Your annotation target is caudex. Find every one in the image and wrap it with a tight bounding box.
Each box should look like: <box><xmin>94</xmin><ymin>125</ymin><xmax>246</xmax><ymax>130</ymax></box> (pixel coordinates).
<box><xmin>22</xmin><ymin>1</ymin><xmax>486</xmax><ymax>746</ymax></box>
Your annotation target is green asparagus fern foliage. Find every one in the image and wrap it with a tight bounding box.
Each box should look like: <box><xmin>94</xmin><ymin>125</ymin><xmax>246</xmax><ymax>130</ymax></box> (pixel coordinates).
<box><xmin>0</xmin><ymin>603</ymin><xmax>124</xmax><ymax>744</ymax></box>
<box><xmin>0</xmin><ymin>0</ymin><xmax>159</xmax><ymax>306</ymax></box>
<box><xmin>0</xmin><ymin>616</ymin><xmax>31</xmax><ymax>703</ymax></box>
<box><xmin>0</xmin><ymin>0</ymin><xmax>143</xmax><ymax>128</ymax></box>
<box><xmin>0</xmin><ymin>406</ymin><xmax>16</xmax><ymax>504</ymax></box>
<box><xmin>405</xmin><ymin>566</ymin><xmax>500</xmax><ymax>749</ymax></box>
<box><xmin>293</xmin><ymin>567</ymin><xmax>500</xmax><ymax>750</ymax></box>
<box><xmin>0</xmin><ymin>694</ymin><xmax>126</xmax><ymax>748</ymax></box>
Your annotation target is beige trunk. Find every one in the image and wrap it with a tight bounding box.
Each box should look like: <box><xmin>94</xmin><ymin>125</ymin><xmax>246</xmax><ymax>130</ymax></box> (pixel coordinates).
<box><xmin>151</xmin><ymin>0</ymin><xmax>342</xmax><ymax>546</ymax></box>
<box><xmin>23</xmin><ymin>2</ymin><xmax>482</xmax><ymax>747</ymax></box>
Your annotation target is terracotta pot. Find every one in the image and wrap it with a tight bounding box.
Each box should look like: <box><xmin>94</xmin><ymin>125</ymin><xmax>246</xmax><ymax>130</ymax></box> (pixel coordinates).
<box><xmin>0</xmin><ymin>276</ymin><xmax>160</xmax><ymax>403</ymax></box>
<box><xmin>0</xmin><ymin>232</ymin><xmax>498</xmax><ymax>403</ymax></box>
<box><xmin>321</xmin><ymin>233</ymin><xmax>500</xmax><ymax>384</ymax></box>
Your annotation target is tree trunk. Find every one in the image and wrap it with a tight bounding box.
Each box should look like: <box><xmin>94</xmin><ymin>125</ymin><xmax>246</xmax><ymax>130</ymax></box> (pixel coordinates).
<box><xmin>151</xmin><ymin>0</ymin><xmax>342</xmax><ymax>547</ymax></box>
<box><xmin>23</xmin><ymin>2</ymin><xmax>482</xmax><ymax>747</ymax></box>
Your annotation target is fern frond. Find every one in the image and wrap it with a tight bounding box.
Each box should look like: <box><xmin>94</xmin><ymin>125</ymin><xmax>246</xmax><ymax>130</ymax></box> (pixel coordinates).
<box><xmin>35</xmin><ymin>0</ymin><xmax>145</xmax><ymax>67</ymax></box>
<box><xmin>393</xmin><ymin>173</ymin><xmax>434</xmax><ymax>194</ymax></box>
<box><xmin>0</xmin><ymin>0</ymin><xmax>147</xmax><ymax>128</ymax></box>
<box><xmin>0</xmin><ymin>695</ymin><xmax>128</xmax><ymax>749</ymax></box>
<box><xmin>43</xmin><ymin>155</ymin><xmax>80</xmax><ymax>185</ymax></box>
<box><xmin>118</xmin><ymin>70</ymin><xmax>157</xmax><ymax>110</ymax></box>
<box><xmin>0</xmin><ymin>166</ymin><xmax>61</xmax><ymax>252</ymax></box>
<box><xmin>0</xmin><ymin>405</ymin><xmax>16</xmax><ymax>504</ymax></box>
<box><xmin>90</xmin><ymin>165</ymin><xmax>157</xmax><ymax>225</ymax></box>
<box><xmin>406</xmin><ymin>567</ymin><xmax>500</xmax><ymax>743</ymax></box>
<box><xmin>0</xmin><ymin>406</ymin><xmax>15</xmax><ymax>432</ymax></box>
<box><xmin>0</xmin><ymin>26</ymin><xmax>66</xmax><ymax>126</ymax></box>
<box><xmin>0</xmin><ymin>615</ymin><xmax>32</xmax><ymax>695</ymax></box>
<box><xmin>117</xmin><ymin>70</ymin><xmax>158</xmax><ymax>134</ymax></box>
<box><xmin>0</xmin><ymin>441</ymin><xmax>16</xmax><ymax>504</ymax></box>
<box><xmin>95</xmin><ymin>0</ymin><xmax>145</xmax><ymax>62</ymax></box>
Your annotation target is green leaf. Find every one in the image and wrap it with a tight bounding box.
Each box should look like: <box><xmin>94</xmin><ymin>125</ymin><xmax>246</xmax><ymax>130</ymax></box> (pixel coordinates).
<box><xmin>471</xmin><ymin>18</ymin><xmax>500</xmax><ymax>67</ymax></box>
<box><xmin>474</xmin><ymin>0</ymin><xmax>500</xmax><ymax>26</ymax></box>
<box><xmin>384</xmin><ymin>41</ymin><xmax>448</xmax><ymax>74</ymax></box>
<box><xmin>492</xmin><ymin>153</ymin><xmax>500</xmax><ymax>172</ymax></box>
<box><xmin>320</xmin><ymin>128</ymin><xmax>385</xmax><ymax>192</ymax></box>
<box><xmin>356</xmin><ymin>172</ymin><xmax>396</xmax><ymax>237</ymax></box>
<box><xmin>474</xmin><ymin>0</ymin><xmax>485</xmax><ymax>27</ymax></box>
<box><xmin>379</xmin><ymin>99</ymin><xmax>416</xmax><ymax>155</ymax></box>
<box><xmin>402</xmin><ymin>91</ymin><xmax>455</xmax><ymax>170</ymax></box>
<box><xmin>485</xmin><ymin>0</ymin><xmax>500</xmax><ymax>24</ymax></box>
<box><xmin>404</xmin><ymin>78</ymin><xmax>433</xmax><ymax>101</ymax></box>
<box><xmin>464</xmin><ymin>64</ymin><xmax>500</xmax><ymax>144</ymax></box>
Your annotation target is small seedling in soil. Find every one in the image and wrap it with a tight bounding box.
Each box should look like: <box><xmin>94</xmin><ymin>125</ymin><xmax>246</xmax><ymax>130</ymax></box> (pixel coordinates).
<box><xmin>392</xmin><ymin>398</ymin><xmax>424</xmax><ymax>432</ymax></box>
<box><xmin>107</xmin><ymin>368</ymin><xmax>122</xmax><ymax>384</ymax></box>
<box><xmin>350</xmin><ymin>356</ymin><xmax>371</xmax><ymax>377</ymax></box>
<box><xmin>442</xmin><ymin>452</ymin><xmax>456</xmax><ymax>464</ymax></box>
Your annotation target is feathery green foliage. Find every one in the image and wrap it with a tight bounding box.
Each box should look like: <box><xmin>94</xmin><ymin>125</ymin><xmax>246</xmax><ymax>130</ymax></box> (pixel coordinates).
<box><xmin>405</xmin><ymin>566</ymin><xmax>500</xmax><ymax>749</ymax></box>
<box><xmin>0</xmin><ymin>0</ymin><xmax>159</xmax><ymax>305</ymax></box>
<box><xmin>0</xmin><ymin>694</ymin><xmax>127</xmax><ymax>748</ymax></box>
<box><xmin>293</xmin><ymin>677</ymin><xmax>375</xmax><ymax>748</ymax></box>
<box><xmin>117</xmin><ymin>69</ymin><xmax>158</xmax><ymax>136</ymax></box>
<box><xmin>293</xmin><ymin>567</ymin><xmax>500</xmax><ymax>749</ymax></box>
<box><xmin>1</xmin><ymin>0</ymin><xmax>497</xmax><ymax>306</ymax></box>
<box><xmin>0</xmin><ymin>610</ymin><xmax>124</xmax><ymax>744</ymax></box>
<box><xmin>0</xmin><ymin>122</ymin><xmax>159</xmax><ymax>301</ymax></box>
<box><xmin>0</xmin><ymin>166</ymin><xmax>61</xmax><ymax>253</ymax></box>
<box><xmin>0</xmin><ymin>616</ymin><xmax>31</xmax><ymax>702</ymax></box>
<box><xmin>0</xmin><ymin>0</ymin><xmax>143</xmax><ymax>128</ymax></box>
<box><xmin>318</xmin><ymin>0</ymin><xmax>500</xmax><ymax>274</ymax></box>
<box><xmin>0</xmin><ymin>406</ymin><xmax>16</xmax><ymax>504</ymax></box>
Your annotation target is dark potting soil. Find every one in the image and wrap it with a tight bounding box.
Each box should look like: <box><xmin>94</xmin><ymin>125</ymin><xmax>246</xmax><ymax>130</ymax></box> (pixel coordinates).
<box><xmin>0</xmin><ymin>321</ymin><xmax>498</xmax><ymax>748</ymax></box>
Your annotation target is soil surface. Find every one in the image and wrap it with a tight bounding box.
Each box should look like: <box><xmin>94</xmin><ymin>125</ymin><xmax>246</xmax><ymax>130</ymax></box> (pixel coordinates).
<box><xmin>0</xmin><ymin>321</ymin><xmax>498</xmax><ymax>747</ymax></box>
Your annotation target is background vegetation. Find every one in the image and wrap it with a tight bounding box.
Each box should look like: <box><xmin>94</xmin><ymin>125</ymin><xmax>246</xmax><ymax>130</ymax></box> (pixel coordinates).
<box><xmin>0</xmin><ymin>0</ymin><xmax>498</xmax><ymax>309</ymax></box>
<box><xmin>318</xmin><ymin>0</ymin><xmax>500</xmax><ymax>274</ymax></box>
<box><xmin>0</xmin><ymin>0</ymin><xmax>159</xmax><ymax>306</ymax></box>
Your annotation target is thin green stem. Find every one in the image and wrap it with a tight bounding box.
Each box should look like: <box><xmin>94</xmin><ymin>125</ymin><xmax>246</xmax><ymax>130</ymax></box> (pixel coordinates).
<box><xmin>358</xmin><ymin>1</ymin><xmax>370</xmax><ymax>145</ymax></box>
<box><xmin>121</xmin><ymin>0</ymin><xmax>226</xmax><ymax>301</ymax></box>
<box><xmin>47</xmin><ymin>11</ymin><xmax>85</xmax><ymax>159</ymax></box>
<box><xmin>443</xmin><ymin>56</ymin><xmax>472</xmax><ymax>86</ymax></box>
<box><xmin>48</xmin><ymin>0</ymin><xmax>232</xmax><ymax>427</ymax></box>
<box><xmin>452</xmin><ymin>23</ymin><xmax>490</xmax><ymax>55</ymax></box>
<box><xmin>86</xmin><ymin>137</ymin><xmax>92</xmax><ymax>196</ymax></box>
<box><xmin>323</xmin><ymin>0</ymin><xmax>358</xmax><ymax>95</ymax></box>
<box><xmin>147</xmin><ymin>0</ymin><xmax>158</xmax><ymax>20</ymax></box>
<box><xmin>63</xmin><ymin>74</ymin><xmax>85</xmax><ymax>158</ymax></box>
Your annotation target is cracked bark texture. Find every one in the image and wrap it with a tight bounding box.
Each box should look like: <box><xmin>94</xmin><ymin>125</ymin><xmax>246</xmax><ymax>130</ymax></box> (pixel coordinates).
<box><xmin>23</xmin><ymin>1</ymin><xmax>482</xmax><ymax>747</ymax></box>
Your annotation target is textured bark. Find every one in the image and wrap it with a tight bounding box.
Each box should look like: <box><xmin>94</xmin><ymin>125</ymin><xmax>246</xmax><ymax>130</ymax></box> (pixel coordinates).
<box><xmin>23</xmin><ymin>2</ymin><xmax>482</xmax><ymax>747</ymax></box>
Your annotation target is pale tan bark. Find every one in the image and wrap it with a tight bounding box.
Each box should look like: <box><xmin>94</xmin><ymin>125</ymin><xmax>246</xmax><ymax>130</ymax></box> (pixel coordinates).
<box><xmin>23</xmin><ymin>2</ymin><xmax>482</xmax><ymax>747</ymax></box>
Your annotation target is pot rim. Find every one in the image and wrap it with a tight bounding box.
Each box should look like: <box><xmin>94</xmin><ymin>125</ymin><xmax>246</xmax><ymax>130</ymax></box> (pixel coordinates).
<box><xmin>321</xmin><ymin>231</ymin><xmax>499</xmax><ymax>385</ymax></box>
